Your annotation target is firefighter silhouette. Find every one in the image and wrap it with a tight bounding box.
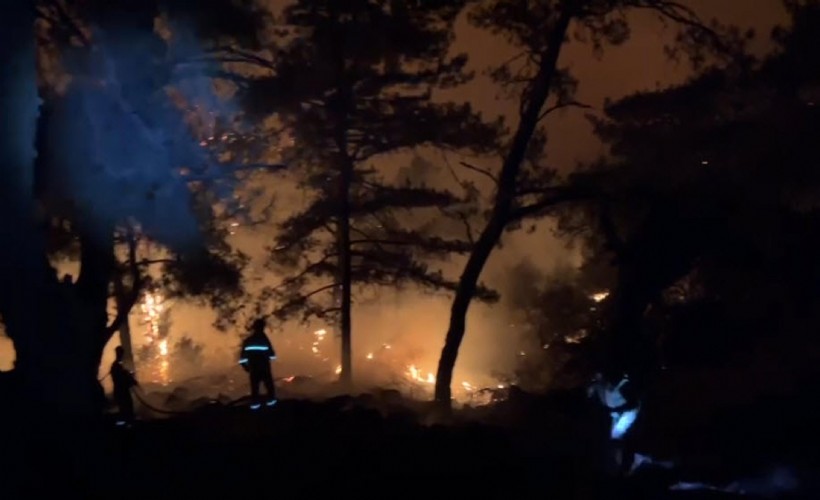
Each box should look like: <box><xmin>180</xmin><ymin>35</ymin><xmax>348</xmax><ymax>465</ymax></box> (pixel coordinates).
<box><xmin>110</xmin><ymin>345</ymin><xmax>138</xmax><ymax>425</ymax></box>
<box><xmin>239</xmin><ymin>318</ymin><xmax>277</xmax><ymax>409</ymax></box>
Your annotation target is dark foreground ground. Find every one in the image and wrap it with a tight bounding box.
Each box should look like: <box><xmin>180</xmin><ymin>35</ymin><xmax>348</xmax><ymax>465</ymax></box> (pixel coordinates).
<box><xmin>1</xmin><ymin>386</ymin><xmax>818</xmax><ymax>500</ymax></box>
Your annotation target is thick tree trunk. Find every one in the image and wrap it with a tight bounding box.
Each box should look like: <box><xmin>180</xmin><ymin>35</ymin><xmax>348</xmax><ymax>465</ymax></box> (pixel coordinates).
<box><xmin>7</xmin><ymin>227</ymin><xmax>117</xmax><ymax>419</ymax></box>
<box><xmin>0</xmin><ymin>0</ymin><xmax>57</xmax><ymax>416</ymax></box>
<box><xmin>0</xmin><ymin>1</ymin><xmax>115</xmax><ymax>420</ymax></box>
<box><xmin>434</xmin><ymin>10</ymin><xmax>573</xmax><ymax>408</ymax></box>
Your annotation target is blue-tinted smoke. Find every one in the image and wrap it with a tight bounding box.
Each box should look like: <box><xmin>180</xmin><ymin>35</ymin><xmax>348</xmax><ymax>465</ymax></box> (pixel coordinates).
<box><xmin>43</xmin><ymin>21</ymin><xmax>241</xmax><ymax>253</ymax></box>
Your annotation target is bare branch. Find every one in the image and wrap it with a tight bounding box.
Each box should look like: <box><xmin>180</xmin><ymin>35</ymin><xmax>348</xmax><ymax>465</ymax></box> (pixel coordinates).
<box><xmin>508</xmin><ymin>185</ymin><xmax>597</xmax><ymax>222</ymax></box>
<box><xmin>538</xmin><ymin>100</ymin><xmax>593</xmax><ymax>121</ymax></box>
<box><xmin>272</xmin><ymin>283</ymin><xmax>340</xmax><ymax>317</ymax></box>
<box><xmin>630</xmin><ymin>0</ymin><xmax>733</xmax><ymax>56</ymax></box>
<box><xmin>498</xmin><ymin>50</ymin><xmax>529</xmax><ymax>70</ymax></box>
<box><xmin>349</xmin><ymin>238</ymin><xmax>472</xmax><ymax>253</ymax></box>
<box><xmin>457</xmin><ymin>212</ymin><xmax>477</xmax><ymax>245</ymax></box>
<box><xmin>459</xmin><ymin>161</ymin><xmax>499</xmax><ymax>185</ymax></box>
<box><xmin>200</xmin><ymin>46</ymin><xmax>276</xmax><ymax>70</ymax></box>
<box><xmin>440</xmin><ymin>151</ymin><xmax>466</xmax><ymax>188</ymax></box>
<box><xmin>296</xmin><ymin>283</ymin><xmax>340</xmax><ymax>301</ymax></box>
<box><xmin>269</xmin><ymin>252</ymin><xmax>338</xmax><ymax>291</ymax></box>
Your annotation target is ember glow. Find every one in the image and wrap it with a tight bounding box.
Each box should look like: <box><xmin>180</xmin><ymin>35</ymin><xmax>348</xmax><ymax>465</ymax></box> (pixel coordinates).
<box><xmin>124</xmin><ymin>294</ymin><xmax>517</xmax><ymax>407</ymax></box>
<box><xmin>403</xmin><ymin>363</ymin><xmax>497</xmax><ymax>404</ymax></box>
<box><xmin>268</xmin><ymin>322</ymin><xmax>505</xmax><ymax>405</ymax></box>
<box><xmin>312</xmin><ymin>328</ymin><xmax>327</xmax><ymax>357</ymax></box>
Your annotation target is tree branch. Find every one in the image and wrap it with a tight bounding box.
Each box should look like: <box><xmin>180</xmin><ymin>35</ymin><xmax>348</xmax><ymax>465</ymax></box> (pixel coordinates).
<box><xmin>456</xmin><ymin>211</ymin><xmax>476</xmax><ymax>245</ymax></box>
<box><xmin>349</xmin><ymin>237</ymin><xmax>472</xmax><ymax>253</ymax></box>
<box><xmin>508</xmin><ymin>186</ymin><xmax>597</xmax><ymax>222</ymax></box>
<box><xmin>199</xmin><ymin>46</ymin><xmax>277</xmax><ymax>71</ymax></box>
<box><xmin>538</xmin><ymin>100</ymin><xmax>593</xmax><ymax>121</ymax></box>
<box><xmin>459</xmin><ymin>161</ymin><xmax>498</xmax><ymax>185</ymax></box>
<box><xmin>296</xmin><ymin>282</ymin><xmax>339</xmax><ymax>301</ymax></box>
<box><xmin>270</xmin><ymin>252</ymin><xmax>338</xmax><ymax>291</ymax></box>
<box><xmin>272</xmin><ymin>283</ymin><xmax>341</xmax><ymax>318</ymax></box>
<box><xmin>630</xmin><ymin>0</ymin><xmax>734</xmax><ymax>56</ymax></box>
<box><xmin>439</xmin><ymin>150</ymin><xmax>467</xmax><ymax>189</ymax></box>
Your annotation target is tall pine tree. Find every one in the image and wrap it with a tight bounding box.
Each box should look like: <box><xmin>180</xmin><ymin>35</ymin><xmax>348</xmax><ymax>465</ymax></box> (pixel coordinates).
<box><xmin>240</xmin><ymin>1</ymin><xmax>500</xmax><ymax>384</ymax></box>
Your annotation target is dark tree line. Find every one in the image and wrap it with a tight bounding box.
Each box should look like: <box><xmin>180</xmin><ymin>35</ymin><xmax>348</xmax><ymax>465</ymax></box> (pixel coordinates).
<box><xmin>507</xmin><ymin>0</ymin><xmax>820</xmax><ymax>399</ymax></box>
<box><xmin>431</xmin><ymin>0</ymin><xmax>739</xmax><ymax>407</ymax></box>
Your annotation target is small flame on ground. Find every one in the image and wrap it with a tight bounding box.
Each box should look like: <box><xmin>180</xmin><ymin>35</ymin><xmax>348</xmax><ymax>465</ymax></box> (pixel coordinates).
<box><xmin>407</xmin><ymin>364</ymin><xmax>436</xmax><ymax>385</ymax></box>
<box><xmin>404</xmin><ymin>364</ymin><xmax>496</xmax><ymax>405</ymax></box>
<box><xmin>591</xmin><ymin>291</ymin><xmax>610</xmax><ymax>303</ymax></box>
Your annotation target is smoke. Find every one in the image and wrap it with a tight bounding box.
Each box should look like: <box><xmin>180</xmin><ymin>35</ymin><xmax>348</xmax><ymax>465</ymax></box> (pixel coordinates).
<box><xmin>98</xmin><ymin>1</ymin><xmax>790</xmax><ymax>403</ymax></box>
<box><xmin>92</xmin><ymin>149</ymin><xmax>581</xmax><ymax>402</ymax></box>
<box><xmin>41</xmin><ymin>19</ymin><xmax>243</xmax><ymax>254</ymax></box>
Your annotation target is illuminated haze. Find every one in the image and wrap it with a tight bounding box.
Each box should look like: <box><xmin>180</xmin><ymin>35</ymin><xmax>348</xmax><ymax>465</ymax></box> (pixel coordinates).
<box><xmin>0</xmin><ymin>2</ymin><xmax>790</xmax><ymax>401</ymax></box>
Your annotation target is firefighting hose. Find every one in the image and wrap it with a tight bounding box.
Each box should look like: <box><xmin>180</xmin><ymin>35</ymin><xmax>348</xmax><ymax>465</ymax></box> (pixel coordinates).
<box><xmin>100</xmin><ymin>371</ymin><xmax>228</xmax><ymax>416</ymax></box>
<box><xmin>129</xmin><ymin>385</ymin><xmax>251</xmax><ymax>415</ymax></box>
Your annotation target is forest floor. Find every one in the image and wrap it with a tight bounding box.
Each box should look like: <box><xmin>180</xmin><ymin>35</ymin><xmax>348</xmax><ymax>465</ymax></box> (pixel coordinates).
<box><xmin>1</xmin><ymin>384</ymin><xmax>817</xmax><ymax>500</ymax></box>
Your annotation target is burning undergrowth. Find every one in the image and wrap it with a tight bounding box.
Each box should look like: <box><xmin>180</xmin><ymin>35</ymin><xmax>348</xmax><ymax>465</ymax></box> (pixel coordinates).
<box><xmin>129</xmin><ymin>336</ymin><xmax>511</xmax><ymax>419</ymax></box>
<box><xmin>105</xmin><ymin>289</ymin><xmax>519</xmax><ymax>417</ymax></box>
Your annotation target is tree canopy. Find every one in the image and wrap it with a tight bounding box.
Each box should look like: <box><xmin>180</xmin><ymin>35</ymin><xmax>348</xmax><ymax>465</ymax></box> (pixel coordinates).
<box><xmin>233</xmin><ymin>0</ymin><xmax>501</xmax><ymax>382</ymax></box>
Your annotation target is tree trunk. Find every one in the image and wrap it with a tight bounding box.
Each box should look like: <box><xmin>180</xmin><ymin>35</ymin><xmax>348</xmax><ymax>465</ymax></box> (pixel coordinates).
<box><xmin>0</xmin><ymin>0</ymin><xmax>56</xmax><ymax>416</ymax></box>
<box><xmin>338</xmin><ymin>154</ymin><xmax>353</xmax><ymax>386</ymax></box>
<box><xmin>11</xmin><ymin>226</ymin><xmax>117</xmax><ymax>420</ymax></box>
<box><xmin>0</xmin><ymin>0</ymin><xmax>119</xmax><ymax>421</ymax></box>
<box><xmin>434</xmin><ymin>10</ymin><xmax>573</xmax><ymax>408</ymax></box>
<box><xmin>434</xmin><ymin>217</ymin><xmax>505</xmax><ymax>404</ymax></box>
<box><xmin>328</xmin><ymin>3</ymin><xmax>354</xmax><ymax>387</ymax></box>
<box><xmin>113</xmin><ymin>270</ymin><xmax>137</xmax><ymax>372</ymax></box>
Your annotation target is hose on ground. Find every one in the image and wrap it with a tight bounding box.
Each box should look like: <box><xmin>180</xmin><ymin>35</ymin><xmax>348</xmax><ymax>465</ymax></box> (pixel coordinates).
<box><xmin>129</xmin><ymin>386</ymin><xmax>251</xmax><ymax>416</ymax></box>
